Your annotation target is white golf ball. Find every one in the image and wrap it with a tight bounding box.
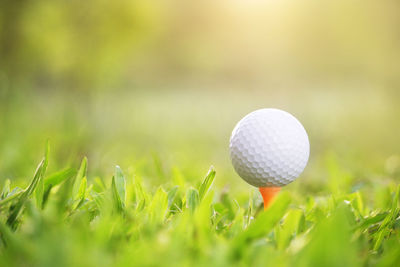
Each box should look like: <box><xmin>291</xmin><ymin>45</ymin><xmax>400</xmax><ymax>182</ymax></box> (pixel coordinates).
<box><xmin>229</xmin><ymin>108</ymin><xmax>310</xmax><ymax>187</ymax></box>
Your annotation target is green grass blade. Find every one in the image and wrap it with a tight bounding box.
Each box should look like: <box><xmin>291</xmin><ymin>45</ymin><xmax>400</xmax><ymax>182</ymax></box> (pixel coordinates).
<box><xmin>373</xmin><ymin>185</ymin><xmax>400</xmax><ymax>251</ymax></box>
<box><xmin>133</xmin><ymin>175</ymin><xmax>148</xmax><ymax>212</ymax></box>
<box><xmin>111</xmin><ymin>166</ymin><xmax>126</xmax><ymax>213</ymax></box>
<box><xmin>167</xmin><ymin>186</ymin><xmax>179</xmax><ymax>207</ymax></box>
<box><xmin>6</xmin><ymin>159</ymin><xmax>46</xmax><ymax>230</ymax></box>
<box><xmin>149</xmin><ymin>187</ymin><xmax>168</xmax><ymax>224</ymax></box>
<box><xmin>44</xmin><ymin>168</ymin><xmax>77</xmax><ymax>189</ymax></box>
<box><xmin>1</xmin><ymin>179</ymin><xmax>11</xmax><ymax>199</ymax></box>
<box><xmin>232</xmin><ymin>191</ymin><xmax>291</xmax><ymax>256</ymax></box>
<box><xmin>114</xmin><ymin>166</ymin><xmax>126</xmax><ymax>206</ymax></box>
<box><xmin>276</xmin><ymin>209</ymin><xmax>305</xmax><ymax>250</ymax></box>
<box><xmin>186</xmin><ymin>188</ymin><xmax>200</xmax><ymax>213</ymax></box>
<box><xmin>356</xmin><ymin>212</ymin><xmax>388</xmax><ymax>231</ymax></box>
<box><xmin>198</xmin><ymin>166</ymin><xmax>215</xmax><ymax>201</ymax></box>
<box><xmin>0</xmin><ymin>190</ymin><xmax>24</xmax><ymax>212</ymax></box>
<box><xmin>72</xmin><ymin>177</ymin><xmax>87</xmax><ymax>211</ymax></box>
<box><xmin>34</xmin><ymin>141</ymin><xmax>49</xmax><ymax>209</ymax></box>
<box><xmin>72</xmin><ymin>157</ymin><xmax>87</xmax><ymax>199</ymax></box>
<box><xmin>41</xmin><ymin>184</ymin><xmax>53</xmax><ymax>208</ymax></box>
<box><xmin>55</xmin><ymin>175</ymin><xmax>76</xmax><ymax>214</ymax></box>
<box><xmin>111</xmin><ymin>176</ymin><xmax>122</xmax><ymax>212</ymax></box>
<box><xmin>296</xmin><ymin>203</ymin><xmax>359</xmax><ymax>266</ymax></box>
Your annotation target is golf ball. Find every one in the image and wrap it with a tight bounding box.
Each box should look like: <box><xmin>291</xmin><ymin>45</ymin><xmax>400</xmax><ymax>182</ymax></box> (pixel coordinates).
<box><xmin>229</xmin><ymin>108</ymin><xmax>310</xmax><ymax>187</ymax></box>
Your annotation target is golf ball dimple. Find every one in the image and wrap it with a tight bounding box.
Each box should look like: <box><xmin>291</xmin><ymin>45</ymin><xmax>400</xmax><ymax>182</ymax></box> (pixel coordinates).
<box><xmin>229</xmin><ymin>108</ymin><xmax>310</xmax><ymax>187</ymax></box>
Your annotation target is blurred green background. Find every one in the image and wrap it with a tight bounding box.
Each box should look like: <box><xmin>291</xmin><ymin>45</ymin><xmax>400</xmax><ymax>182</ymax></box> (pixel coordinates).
<box><xmin>1</xmin><ymin>0</ymin><xmax>400</xmax><ymax>196</ymax></box>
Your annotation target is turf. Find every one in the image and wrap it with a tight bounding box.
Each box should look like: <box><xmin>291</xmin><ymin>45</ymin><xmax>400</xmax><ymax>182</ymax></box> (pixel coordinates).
<box><xmin>0</xmin><ymin>142</ymin><xmax>399</xmax><ymax>267</ymax></box>
<box><xmin>1</xmin><ymin>88</ymin><xmax>399</xmax><ymax>267</ymax></box>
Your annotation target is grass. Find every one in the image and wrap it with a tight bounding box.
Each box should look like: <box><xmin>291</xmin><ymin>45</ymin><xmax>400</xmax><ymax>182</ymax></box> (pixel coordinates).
<box><xmin>0</xmin><ymin>143</ymin><xmax>399</xmax><ymax>267</ymax></box>
<box><xmin>0</xmin><ymin>88</ymin><xmax>399</xmax><ymax>266</ymax></box>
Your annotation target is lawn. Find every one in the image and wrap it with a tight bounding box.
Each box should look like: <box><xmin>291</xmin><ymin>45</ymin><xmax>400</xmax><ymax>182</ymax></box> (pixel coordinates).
<box><xmin>0</xmin><ymin>89</ymin><xmax>399</xmax><ymax>266</ymax></box>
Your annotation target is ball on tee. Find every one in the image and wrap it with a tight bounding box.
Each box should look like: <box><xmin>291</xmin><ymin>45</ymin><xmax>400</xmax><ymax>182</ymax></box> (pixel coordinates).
<box><xmin>229</xmin><ymin>108</ymin><xmax>310</xmax><ymax>187</ymax></box>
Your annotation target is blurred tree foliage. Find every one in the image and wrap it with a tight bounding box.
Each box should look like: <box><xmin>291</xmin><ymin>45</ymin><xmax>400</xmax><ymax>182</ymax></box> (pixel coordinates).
<box><xmin>0</xmin><ymin>0</ymin><xmax>160</xmax><ymax>93</ymax></box>
<box><xmin>1</xmin><ymin>0</ymin><xmax>400</xmax><ymax>97</ymax></box>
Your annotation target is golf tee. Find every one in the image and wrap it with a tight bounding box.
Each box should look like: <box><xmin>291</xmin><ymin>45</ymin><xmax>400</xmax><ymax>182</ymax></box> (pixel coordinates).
<box><xmin>259</xmin><ymin>187</ymin><xmax>281</xmax><ymax>210</ymax></box>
